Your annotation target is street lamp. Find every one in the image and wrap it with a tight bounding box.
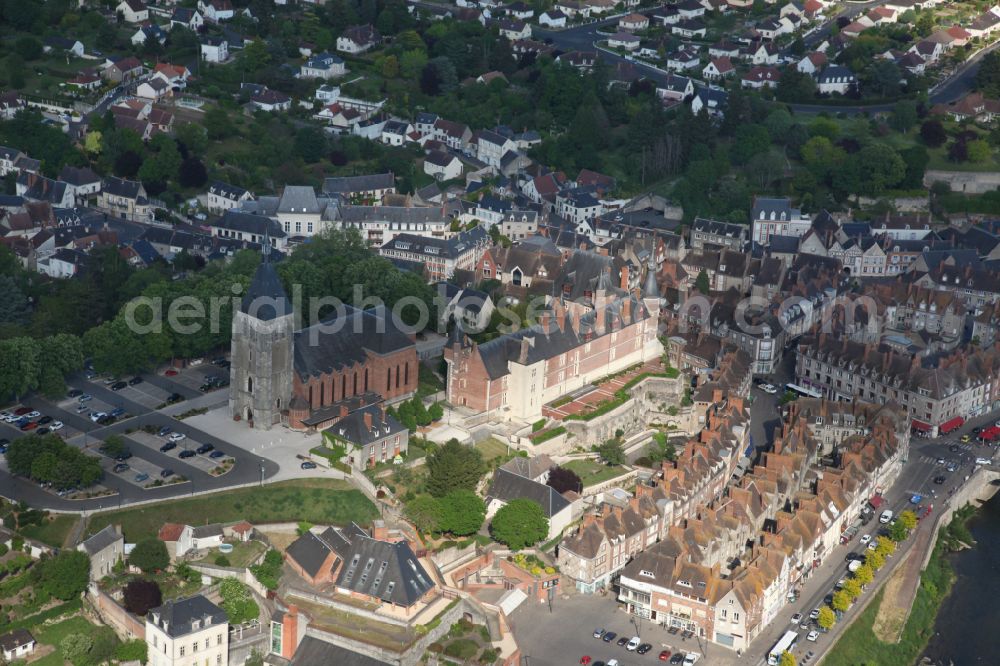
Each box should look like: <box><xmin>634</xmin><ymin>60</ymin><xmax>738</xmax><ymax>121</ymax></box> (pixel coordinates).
<box><xmin>259</xmin><ymin>459</ymin><xmax>265</xmax><ymax>487</ymax></box>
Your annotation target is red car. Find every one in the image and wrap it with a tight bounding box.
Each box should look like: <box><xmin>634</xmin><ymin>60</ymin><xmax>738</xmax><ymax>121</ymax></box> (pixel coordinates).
<box><xmin>14</xmin><ymin>407</ymin><xmax>32</xmax><ymax>415</ymax></box>
<box><xmin>580</xmin><ymin>658</ymin><xmax>592</xmax><ymax>665</ymax></box>
<box><xmin>659</xmin><ymin>650</ymin><xmax>672</xmax><ymax>661</ymax></box>
<box><xmin>20</xmin><ymin>421</ymin><xmax>38</xmax><ymax>431</ymax></box>
<box><xmin>164</xmin><ymin>369</ymin><xmax>178</xmax><ymax>376</ymax></box>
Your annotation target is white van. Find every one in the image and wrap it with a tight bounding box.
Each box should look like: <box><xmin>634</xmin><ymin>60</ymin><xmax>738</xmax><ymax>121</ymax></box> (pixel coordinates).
<box><xmin>879</xmin><ymin>510</ymin><xmax>893</xmax><ymax>524</ymax></box>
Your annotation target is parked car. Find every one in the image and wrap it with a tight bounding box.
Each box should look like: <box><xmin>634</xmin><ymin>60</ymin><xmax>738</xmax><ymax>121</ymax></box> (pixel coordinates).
<box><xmin>159</xmin><ymin>442</ymin><xmax>177</xmax><ymax>453</ymax></box>
<box><xmin>658</xmin><ymin>650</ymin><xmax>671</xmax><ymax>661</ymax></box>
<box><xmin>160</xmin><ymin>468</ymin><xmax>173</xmax><ymax>478</ymax></box>
<box><xmin>20</xmin><ymin>421</ymin><xmax>37</xmax><ymax>431</ymax></box>
<box><xmin>196</xmin><ymin>443</ymin><xmax>214</xmax><ymax>454</ymax></box>
<box><xmin>209</xmin><ymin>450</ymin><xmax>226</xmax><ymax>459</ymax></box>
<box><xmin>637</xmin><ymin>644</ymin><xmax>652</xmax><ymax>655</ymax></box>
<box><xmin>158</xmin><ymin>426</ymin><xmax>172</xmax><ymax>437</ymax></box>
<box><xmin>135</xmin><ymin>472</ymin><xmax>149</xmax><ymax>483</ymax></box>
<box><xmin>50</xmin><ymin>421</ymin><xmax>63</xmax><ymax>431</ymax></box>
<box><xmin>670</xmin><ymin>655</ymin><xmax>684</xmax><ymax>665</ymax></box>
<box><xmin>616</xmin><ymin>636</ymin><xmax>629</xmax><ymax>647</ymax></box>
<box><xmin>78</xmin><ymin>394</ymin><xmax>92</xmax><ymax>402</ymax></box>
<box><xmin>168</xmin><ymin>433</ymin><xmax>186</xmax><ymax>443</ymax></box>
<box><xmin>807</xmin><ymin>630</ymin><xmax>819</xmax><ymax>642</ymax></box>
<box><xmin>38</xmin><ymin>416</ymin><xmax>52</xmax><ymax>425</ymax></box>
<box><xmin>129</xmin><ymin>376</ymin><xmax>143</xmax><ymax>385</ymax></box>
<box><xmin>879</xmin><ymin>510</ymin><xmax>893</xmax><ymax>524</ymax></box>
<box><xmin>110</xmin><ymin>381</ymin><xmax>127</xmax><ymax>391</ymax></box>
<box><xmin>164</xmin><ymin>369</ymin><xmax>178</xmax><ymax>376</ymax></box>
<box><xmin>809</xmin><ymin>608</ymin><xmax>820</xmax><ymax>621</ymax></box>
<box><xmin>25</xmin><ymin>411</ymin><xmax>40</xmax><ymax>419</ymax></box>
<box><xmin>791</xmin><ymin>613</ymin><xmax>803</xmax><ymax>624</ymax></box>
<box><xmin>626</xmin><ymin>637</ymin><xmax>641</xmax><ymax>651</ymax></box>
<box><xmin>859</xmin><ymin>534</ymin><xmax>871</xmax><ymax>545</ymax></box>
<box><xmin>90</xmin><ymin>411</ymin><xmax>107</xmax><ymax>422</ymax></box>
<box><xmin>109</xmin><ymin>408</ymin><xmax>126</xmax><ymax>418</ymax></box>
<box><xmin>593</xmin><ymin>629</ymin><xmax>605</xmax><ymax>639</ymax></box>
<box><xmin>602</xmin><ymin>632</ymin><xmax>616</xmax><ymax>643</ymax></box>
<box><xmin>113</xmin><ymin>463</ymin><xmax>129</xmax><ymax>473</ymax></box>
<box><xmin>179</xmin><ymin>450</ymin><xmax>195</xmax><ymax>459</ymax></box>
<box><xmin>976</xmin><ymin>457</ymin><xmax>992</xmax><ymax>465</ymax></box>
<box><xmin>683</xmin><ymin>655</ymin><xmax>698</xmax><ymax>666</ymax></box>
<box><xmin>75</xmin><ymin>405</ymin><xmax>89</xmax><ymax>414</ymax></box>
<box><xmin>934</xmin><ymin>475</ymin><xmax>946</xmax><ymax>484</ymax></box>
<box><xmin>35</xmin><ymin>427</ymin><xmax>49</xmax><ymax>435</ymax></box>
<box><xmin>167</xmin><ymin>393</ymin><xmax>183</xmax><ymax>403</ymax></box>
<box><xmin>67</xmin><ymin>389</ymin><xmax>83</xmax><ymax>398</ymax></box>
<box><xmin>115</xmin><ymin>451</ymin><xmax>132</xmax><ymax>461</ymax></box>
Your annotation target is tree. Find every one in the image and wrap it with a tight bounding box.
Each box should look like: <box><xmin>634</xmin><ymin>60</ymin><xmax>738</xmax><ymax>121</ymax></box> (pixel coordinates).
<box><xmin>439</xmin><ymin>490</ymin><xmax>486</xmax><ymax>536</ymax></box>
<box><xmin>39</xmin><ymin>550</ymin><xmax>90</xmax><ymax>600</ymax></box>
<box><xmin>867</xmin><ymin>60</ymin><xmax>901</xmax><ymax>97</ymax></box>
<box><xmin>239</xmin><ymin>39</ymin><xmax>271</xmax><ymax>72</ymax></box>
<box><xmin>100</xmin><ymin>434</ymin><xmax>128</xmax><ymax>459</ymax></box>
<box><xmin>547</xmin><ymin>466</ymin><xmax>582</xmax><ymax>494</ymax></box>
<box><xmin>294</xmin><ymin>126</ymin><xmax>327</xmax><ymax>163</ymax></box>
<box><xmin>779</xmin><ymin>651</ymin><xmax>797</xmax><ymax>666</ymax></box>
<box><xmin>60</xmin><ymin>633</ymin><xmax>94</xmax><ymax>665</ymax></box>
<box><xmin>732</xmin><ymin>124</ymin><xmax>771</xmax><ymax>165</ymax></box>
<box><xmin>920</xmin><ymin>120</ymin><xmax>947</xmax><ymax>148</ymax></box>
<box><xmin>220</xmin><ymin>578</ymin><xmax>260</xmax><ymax>625</ymax></box>
<box><xmin>203</xmin><ymin>107</ymin><xmax>233</xmax><ymax>141</ymax></box>
<box><xmin>817</xmin><ymin>605</ymin><xmax>836</xmax><ymax>630</ymax></box>
<box><xmin>597</xmin><ymin>439</ymin><xmax>625</xmax><ymax>466</ymax></box>
<box><xmin>426</xmin><ymin>439</ymin><xmax>486</xmax><ymax>497</ymax></box>
<box><xmin>428</xmin><ymin>402</ymin><xmax>444</xmax><ymax>422</ymax></box>
<box><xmin>116</xmin><ymin>640</ymin><xmax>148</xmax><ymax>663</ymax></box>
<box><xmin>15</xmin><ymin>36</ymin><xmax>43</xmax><ymax>61</ymax></box>
<box><xmin>865</xmin><ymin>548</ymin><xmax>885</xmax><ymax>571</ymax></box>
<box><xmin>889</xmin><ymin>519</ymin><xmax>910</xmax><ymax>543</ymax></box>
<box><xmin>854</xmin><ymin>563</ymin><xmax>874</xmax><ymax>586</ymax></box>
<box><xmin>853</xmin><ymin>144</ymin><xmax>905</xmax><ymax>197</ymax></box>
<box><xmin>832</xmin><ymin>589</ymin><xmax>852</xmax><ymax>612</ymax></box>
<box><xmin>900</xmin><ymin>145</ymin><xmax>930</xmax><ymax>189</ymax></box>
<box><xmin>406</xmin><ymin>495</ymin><xmax>444</xmax><ymax>533</ymax></box>
<box><xmin>490</xmin><ymin>498</ymin><xmax>548</xmax><ymax>550</ymax></box>
<box><xmin>898</xmin><ymin>510</ymin><xmax>918</xmax><ymax>531</ymax></box>
<box><xmin>801</xmin><ymin>136</ymin><xmax>846</xmax><ymax>181</ymax></box>
<box><xmin>123</xmin><ymin>579</ymin><xmax>162</xmax><ymax>616</ymax></box>
<box><xmin>977</xmin><ymin>50</ymin><xmax>1000</xmax><ymax>97</ymax></box>
<box><xmin>695</xmin><ymin>269</ymin><xmax>710</xmax><ymax>295</ymax></box>
<box><xmin>130</xmin><ymin>538</ymin><xmax>169</xmax><ymax>573</ymax></box>
<box><xmin>178</xmin><ymin>157</ymin><xmax>208</xmax><ymax>188</ymax></box>
<box><xmin>842</xmin><ymin>577</ymin><xmax>862</xmax><ymax>600</ymax></box>
<box><xmin>967</xmin><ymin>139</ymin><xmax>991</xmax><ymax>163</ymax></box>
<box><xmin>889</xmin><ymin>100</ymin><xmax>919</xmax><ymax>133</ymax></box>
<box><xmin>876</xmin><ymin>535</ymin><xmax>896</xmax><ymax>558</ymax></box>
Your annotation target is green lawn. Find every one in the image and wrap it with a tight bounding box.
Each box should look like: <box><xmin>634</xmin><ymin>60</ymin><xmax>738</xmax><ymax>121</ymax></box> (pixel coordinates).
<box><xmin>19</xmin><ymin>513</ymin><xmax>79</xmax><ymax>549</ymax></box>
<box><xmin>562</xmin><ymin>460</ymin><xmax>628</xmax><ymax>487</ymax></box>
<box><xmin>417</xmin><ymin>363</ymin><xmax>445</xmax><ymax>398</ymax></box>
<box><xmin>192</xmin><ymin>539</ymin><xmax>266</xmax><ymax>569</ymax></box>
<box><xmin>85</xmin><ymin>479</ymin><xmax>378</xmax><ymax>542</ymax></box>
<box><xmin>32</xmin><ymin>615</ymin><xmax>95</xmax><ymax>666</ymax></box>
<box><xmin>475</xmin><ymin>438</ymin><xmax>509</xmax><ymax>463</ymax></box>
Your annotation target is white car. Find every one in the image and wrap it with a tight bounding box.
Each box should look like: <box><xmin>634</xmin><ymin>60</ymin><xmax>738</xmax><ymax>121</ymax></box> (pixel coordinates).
<box><xmin>607</xmin><ymin>661</ymin><xmax>620</xmax><ymax>666</ymax></box>
<box><xmin>75</xmin><ymin>405</ymin><xmax>89</xmax><ymax>414</ymax></box>
<box><xmin>809</xmin><ymin>608</ymin><xmax>820</xmax><ymax>620</ymax></box>
<box><xmin>859</xmin><ymin>534</ymin><xmax>871</xmax><ymax>545</ymax></box>
<box><xmin>975</xmin><ymin>457</ymin><xmax>992</xmax><ymax>466</ymax></box>
<box><xmin>879</xmin><ymin>510</ymin><xmax>893</xmax><ymax>524</ymax></box>
<box><xmin>807</xmin><ymin>630</ymin><xmax>819</xmax><ymax>642</ymax></box>
<box><xmin>26</xmin><ymin>411</ymin><xmax>40</xmax><ymax>419</ymax></box>
<box><xmin>50</xmin><ymin>421</ymin><xmax>63</xmax><ymax>431</ymax></box>
<box><xmin>683</xmin><ymin>654</ymin><xmax>699</xmax><ymax>666</ymax></box>
<box><xmin>867</xmin><ymin>541</ymin><xmax>877</xmax><ymax>551</ymax></box>
<box><xmin>760</xmin><ymin>383</ymin><xmax>778</xmax><ymax>394</ymax></box>
<box><xmin>168</xmin><ymin>433</ymin><xmax>186</xmax><ymax>443</ymax></box>
<box><xmin>626</xmin><ymin>637</ymin><xmax>641</xmax><ymax>651</ymax></box>
<box><xmin>790</xmin><ymin>612</ymin><xmax>803</xmax><ymax>624</ymax></box>
<box><xmin>89</xmin><ymin>411</ymin><xmax>107</xmax><ymax>422</ymax></box>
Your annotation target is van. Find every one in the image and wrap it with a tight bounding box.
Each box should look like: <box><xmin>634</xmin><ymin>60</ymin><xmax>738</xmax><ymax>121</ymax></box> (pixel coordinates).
<box><xmin>879</xmin><ymin>510</ymin><xmax>893</xmax><ymax>524</ymax></box>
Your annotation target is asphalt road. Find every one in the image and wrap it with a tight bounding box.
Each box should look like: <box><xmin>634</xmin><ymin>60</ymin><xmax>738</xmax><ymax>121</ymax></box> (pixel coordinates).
<box><xmin>0</xmin><ymin>373</ymin><xmax>279</xmax><ymax>512</ymax></box>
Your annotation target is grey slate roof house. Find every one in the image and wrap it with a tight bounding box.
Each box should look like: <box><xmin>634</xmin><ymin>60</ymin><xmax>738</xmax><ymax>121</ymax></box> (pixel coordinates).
<box><xmin>77</xmin><ymin>524</ymin><xmax>124</xmax><ymax>581</ymax></box>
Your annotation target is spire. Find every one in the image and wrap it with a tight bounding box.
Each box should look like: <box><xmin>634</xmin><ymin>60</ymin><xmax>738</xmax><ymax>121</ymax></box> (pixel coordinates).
<box><xmin>262</xmin><ymin>221</ymin><xmax>271</xmax><ymax>263</ymax></box>
<box><xmin>644</xmin><ymin>257</ymin><xmax>660</xmax><ymax>299</ymax></box>
<box><xmin>449</xmin><ymin>317</ymin><xmax>465</xmax><ymax>348</ymax></box>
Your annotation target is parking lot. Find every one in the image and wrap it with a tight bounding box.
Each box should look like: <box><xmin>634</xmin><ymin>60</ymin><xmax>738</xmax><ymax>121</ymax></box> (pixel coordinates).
<box><xmin>129</xmin><ymin>430</ymin><xmax>233</xmax><ymax>476</ymax></box>
<box><xmin>510</xmin><ymin>590</ymin><xmax>703</xmax><ymax>666</ymax></box>
<box><xmin>162</xmin><ymin>360</ymin><xmax>230</xmax><ymax>395</ymax></box>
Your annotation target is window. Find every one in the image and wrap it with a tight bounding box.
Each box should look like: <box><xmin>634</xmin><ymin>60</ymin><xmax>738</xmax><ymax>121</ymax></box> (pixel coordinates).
<box><xmin>180</xmin><ymin>647</ymin><xmax>185</xmax><ymax>657</ymax></box>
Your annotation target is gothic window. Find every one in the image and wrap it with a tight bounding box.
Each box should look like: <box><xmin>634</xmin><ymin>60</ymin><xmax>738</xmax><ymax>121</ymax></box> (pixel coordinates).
<box><xmin>387</xmin><ymin>367</ymin><xmax>392</xmax><ymax>391</ymax></box>
<box><xmin>341</xmin><ymin>374</ymin><xmax>347</xmax><ymax>399</ymax></box>
<box><xmin>247</xmin><ymin>376</ymin><xmax>253</xmax><ymax>393</ymax></box>
<box><xmin>353</xmin><ymin>372</ymin><xmax>358</xmax><ymax>395</ymax></box>
<box><xmin>404</xmin><ymin>363</ymin><xmax>409</xmax><ymax>385</ymax></box>
<box><xmin>395</xmin><ymin>365</ymin><xmax>400</xmax><ymax>389</ymax></box>
<box><xmin>309</xmin><ymin>385</ymin><xmax>313</xmax><ymax>406</ymax></box>
<box><xmin>364</xmin><ymin>368</ymin><xmax>369</xmax><ymax>392</ymax></box>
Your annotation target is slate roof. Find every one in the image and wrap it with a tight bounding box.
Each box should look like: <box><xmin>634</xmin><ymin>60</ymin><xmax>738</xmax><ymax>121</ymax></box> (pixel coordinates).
<box><xmin>322</xmin><ymin>172</ymin><xmax>395</xmax><ymax>195</ymax></box>
<box><xmin>0</xmin><ymin>629</ymin><xmax>34</xmax><ymax>653</ymax></box>
<box><xmin>286</xmin><ymin>530</ymin><xmax>336</xmax><ymax>579</ymax></box>
<box><xmin>103</xmin><ymin>176</ymin><xmax>143</xmax><ymax>199</ymax></box>
<box><xmin>241</xmin><ymin>260</ymin><xmax>292</xmax><ymax>321</ymax></box>
<box><xmin>381</xmin><ymin>225</ymin><xmax>487</xmax><ymax>260</ymax></box>
<box><xmin>488</xmin><ymin>468</ymin><xmax>572</xmax><ymax>518</ymax></box>
<box><xmin>325</xmin><ymin>404</ymin><xmax>405</xmax><ymax>447</ymax></box>
<box><xmin>290</xmin><ymin>636</ymin><xmax>387</xmax><ymax>666</ymax></box>
<box><xmin>78</xmin><ymin>525</ymin><xmax>121</xmax><ymax>555</ymax></box>
<box><xmin>293</xmin><ymin>306</ymin><xmax>414</xmax><ymax>379</ymax></box>
<box><xmin>216</xmin><ymin>211</ymin><xmax>286</xmax><ymax>238</ymax></box>
<box><xmin>148</xmin><ymin>595</ymin><xmax>227</xmax><ymax>638</ymax></box>
<box><xmin>335</xmin><ymin>531</ymin><xmax>434</xmax><ymax>606</ymax></box>
<box><xmin>209</xmin><ymin>181</ymin><xmax>250</xmax><ymax>200</ymax></box>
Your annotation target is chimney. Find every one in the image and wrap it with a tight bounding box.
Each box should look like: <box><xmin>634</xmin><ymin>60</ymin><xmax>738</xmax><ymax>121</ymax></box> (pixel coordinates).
<box><xmin>372</xmin><ymin>519</ymin><xmax>388</xmax><ymax>541</ymax></box>
<box><xmin>620</xmin><ymin>265</ymin><xmax>630</xmax><ymax>290</ymax></box>
<box><xmin>623</xmin><ymin>297</ymin><xmax>632</xmax><ymax>322</ymax></box>
<box><xmin>364</xmin><ymin>411</ymin><xmax>373</xmax><ymax>430</ymax></box>
<box><xmin>519</xmin><ymin>337</ymin><xmax>531</xmax><ymax>364</ymax></box>
<box><xmin>340</xmin><ymin>404</ymin><xmax>349</xmax><ymax>418</ymax></box>
<box><xmin>540</xmin><ymin>310</ymin><xmax>552</xmax><ymax>334</ymax></box>
<box><xmin>281</xmin><ymin>606</ymin><xmax>303</xmax><ymax>660</ymax></box>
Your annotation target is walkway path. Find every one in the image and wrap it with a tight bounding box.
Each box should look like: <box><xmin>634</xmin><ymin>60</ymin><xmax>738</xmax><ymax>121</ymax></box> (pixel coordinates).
<box><xmin>876</xmin><ymin>517</ymin><xmax>936</xmax><ymax>642</ymax></box>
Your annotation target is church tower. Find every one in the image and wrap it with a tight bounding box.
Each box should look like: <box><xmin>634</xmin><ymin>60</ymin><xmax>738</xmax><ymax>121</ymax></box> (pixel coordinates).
<box><xmin>229</xmin><ymin>245</ymin><xmax>294</xmax><ymax>430</ymax></box>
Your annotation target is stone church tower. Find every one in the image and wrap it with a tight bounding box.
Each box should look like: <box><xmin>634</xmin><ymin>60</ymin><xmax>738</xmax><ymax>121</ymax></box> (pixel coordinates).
<box><xmin>229</xmin><ymin>253</ymin><xmax>294</xmax><ymax>430</ymax></box>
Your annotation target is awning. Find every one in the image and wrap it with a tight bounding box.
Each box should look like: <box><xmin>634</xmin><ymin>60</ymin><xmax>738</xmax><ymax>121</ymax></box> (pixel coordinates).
<box><xmin>869</xmin><ymin>495</ymin><xmax>884</xmax><ymax>509</ymax></box>
<box><xmin>912</xmin><ymin>420</ymin><xmax>933</xmax><ymax>432</ymax></box>
<box><xmin>939</xmin><ymin>416</ymin><xmax>964</xmax><ymax>434</ymax></box>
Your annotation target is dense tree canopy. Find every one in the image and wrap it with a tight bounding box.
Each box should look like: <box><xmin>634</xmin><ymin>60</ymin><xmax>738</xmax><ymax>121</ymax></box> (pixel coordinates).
<box><xmin>426</xmin><ymin>439</ymin><xmax>486</xmax><ymax>497</ymax></box>
<box><xmin>490</xmin><ymin>499</ymin><xmax>548</xmax><ymax>550</ymax></box>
